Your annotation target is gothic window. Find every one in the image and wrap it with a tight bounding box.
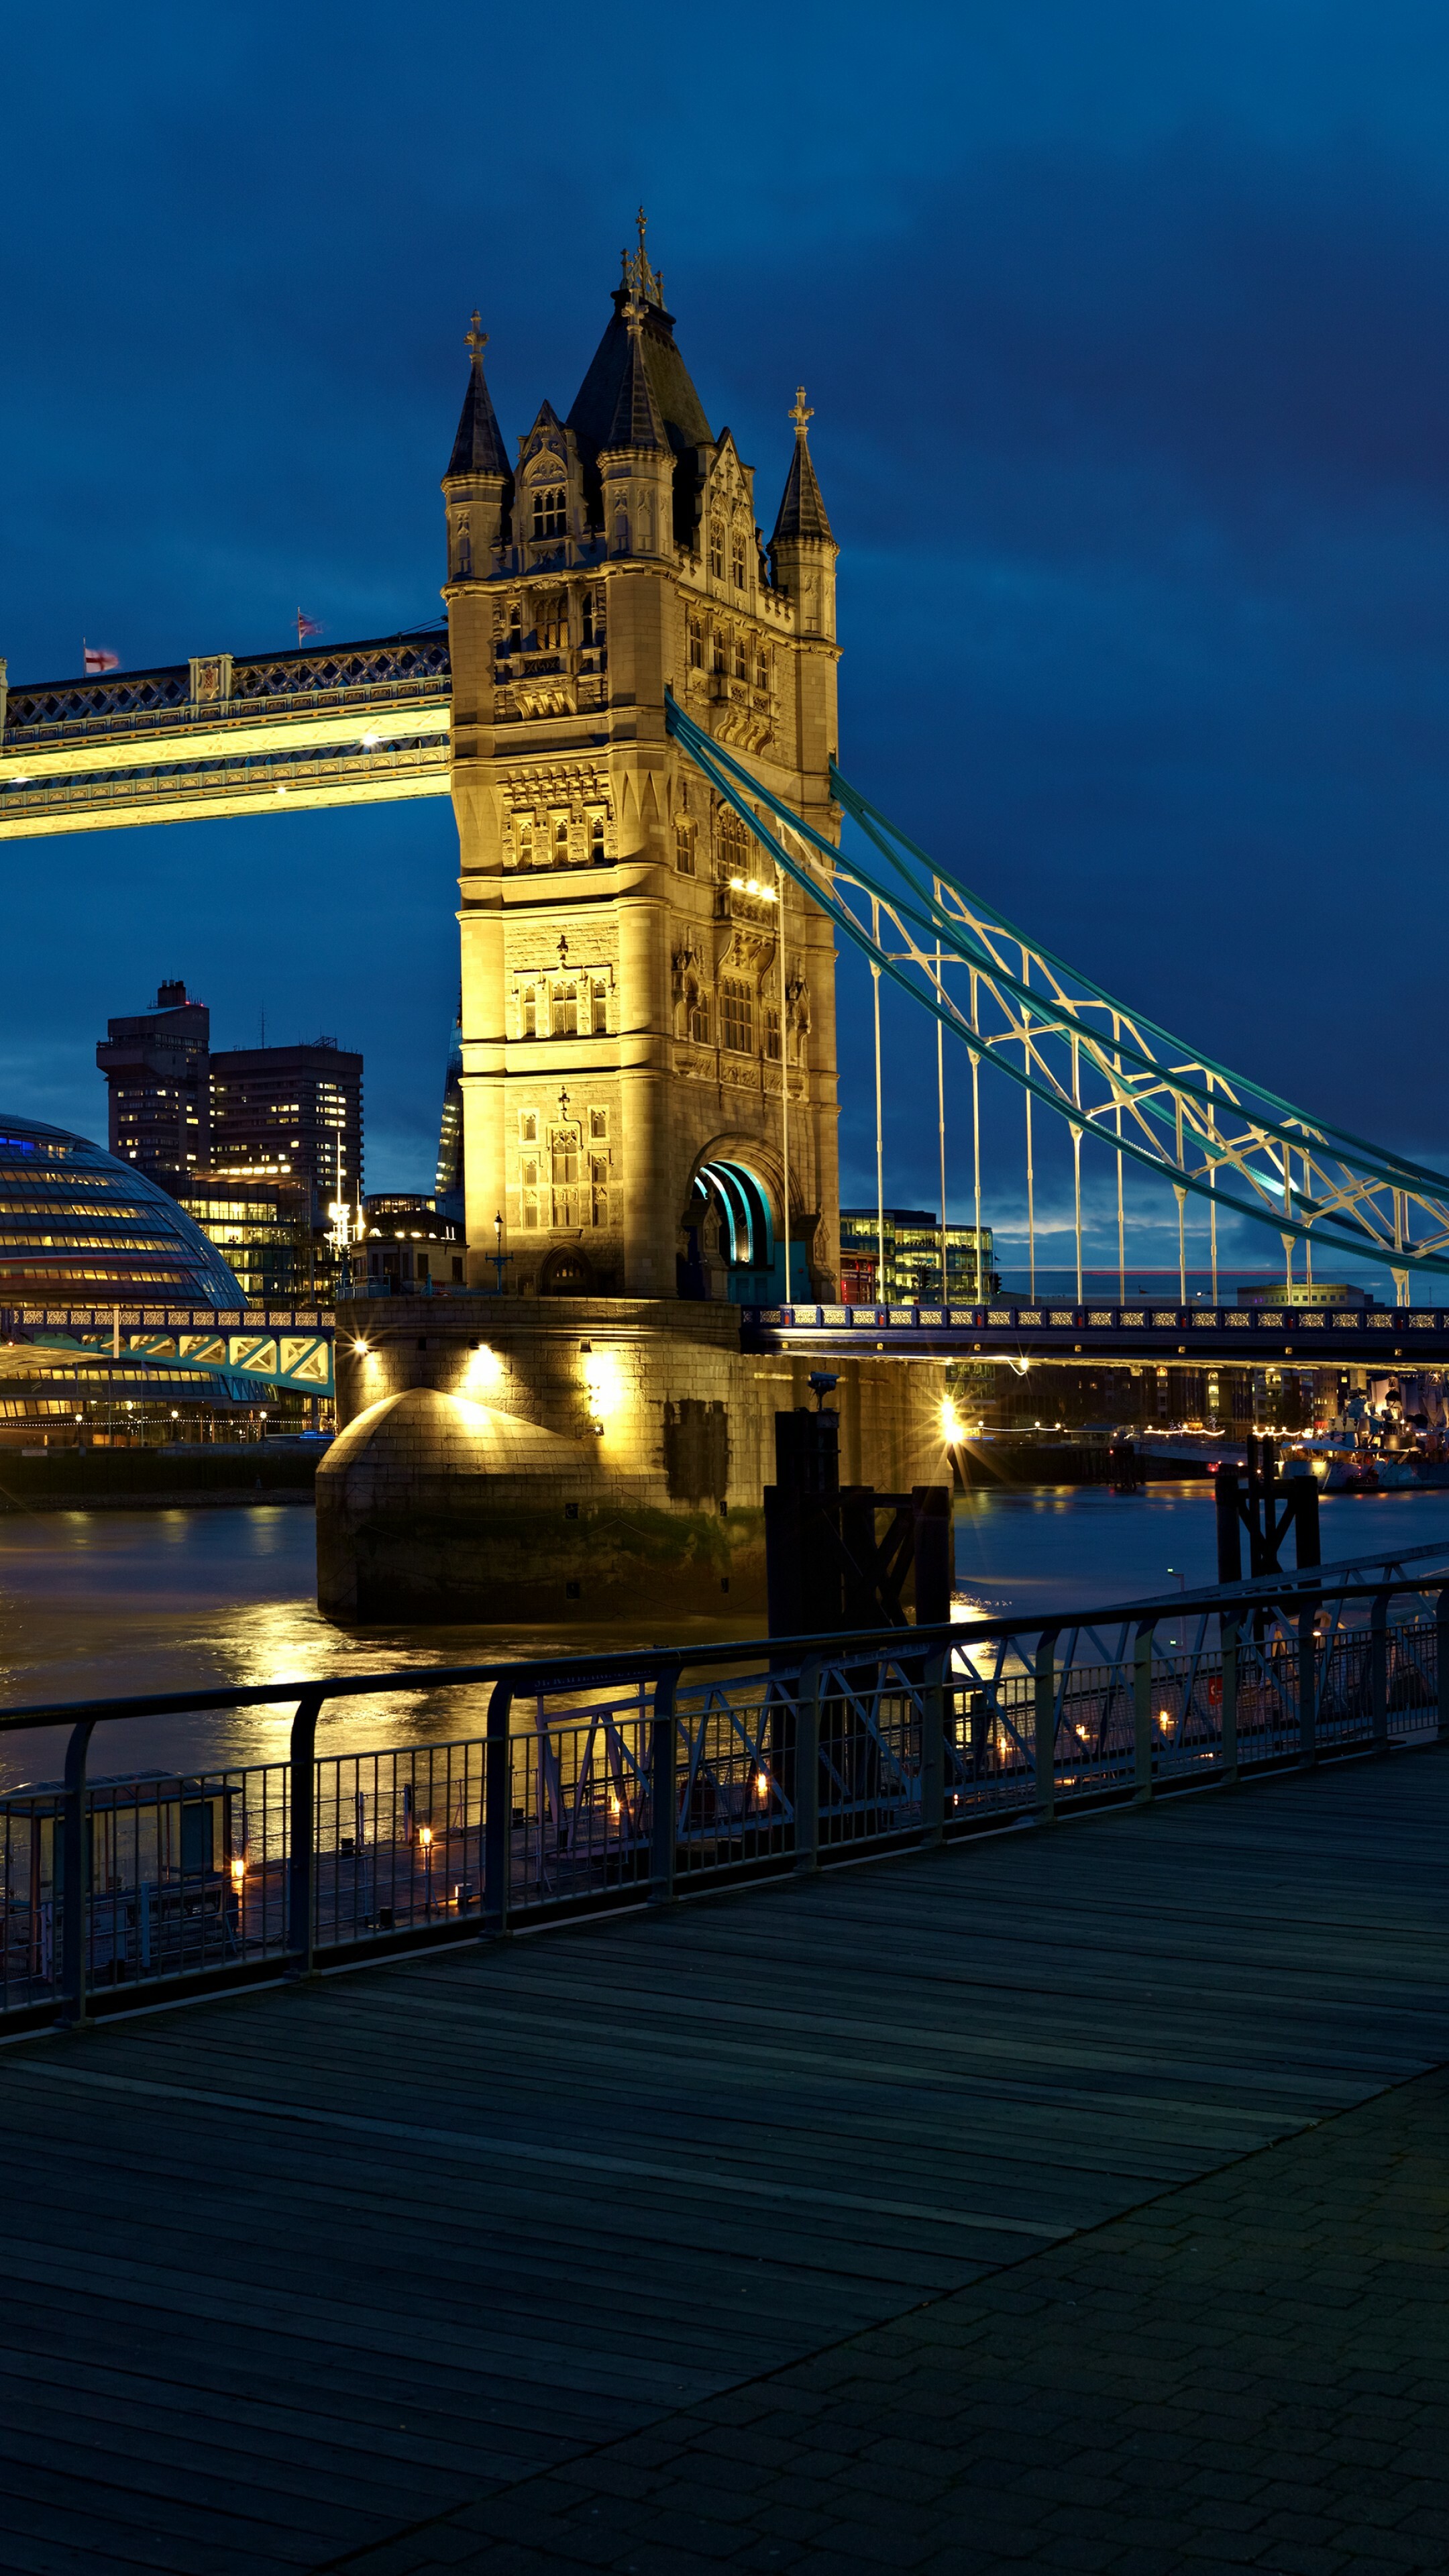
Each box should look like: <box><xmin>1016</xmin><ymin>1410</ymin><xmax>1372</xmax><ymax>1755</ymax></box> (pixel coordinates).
<box><xmin>589</xmin><ymin>813</ymin><xmax>606</xmax><ymax>865</ymax></box>
<box><xmin>519</xmin><ymin>1111</ymin><xmax>538</xmax><ymax>1142</ymax></box>
<box><xmin>521</xmin><ymin>1153</ymin><xmax>541</xmax><ymax>1228</ymax></box>
<box><xmin>711</xmin><ymin>629</ymin><xmax>726</xmax><ymax>675</ymax></box>
<box><xmin>730</xmin><ymin>528</ymin><xmax>747</xmax><ymax>588</ymax></box>
<box><xmin>709</xmin><ymin>519</ymin><xmax>724</xmax><ymax>579</ymax></box>
<box><xmin>688</xmin><ymin>994</ymin><xmax>710</xmax><ymax>1044</ymax></box>
<box><xmin>591</xmin><ymin>979</ymin><xmax>609</xmax><ymax>1034</ymax></box>
<box><xmin>508</xmin><ymin>601</ymin><xmax>523</xmax><ymax>652</ymax></box>
<box><xmin>755</xmin><ymin>644</ymin><xmax>770</xmax><ymax>690</ymax></box>
<box><xmin>550</xmin><ymin>1124</ymin><xmax>582</xmax><ymax>1226</ymax></box>
<box><xmin>765</xmin><ymin>1005</ymin><xmax>781</xmax><ymax>1062</ymax></box>
<box><xmin>531</xmin><ymin>481</ymin><xmax>567</xmax><ymax>540</ymax></box>
<box><xmin>688</xmin><ymin>615</ymin><xmax>702</xmax><ymax>669</ymax></box>
<box><xmin>522</xmin><ymin>985</ymin><xmax>539</xmax><ymax>1038</ymax></box>
<box><xmin>540</xmin><ymin>592</ymin><xmax>568</xmax><ymax>648</ymax></box>
<box><xmin>589</xmin><ymin>1108</ymin><xmax>608</xmax><ymax>1139</ymax></box>
<box><xmin>517</xmin><ymin>820</ymin><xmax>534</xmax><ymax>870</ymax></box>
<box><xmin>613</xmin><ymin>503</ymin><xmax>630</xmax><ymax>554</ymax></box>
<box><xmin>553</xmin><ymin>816</ymin><xmax>570</xmax><ymax>864</ymax></box>
<box><xmin>581</xmin><ymin>590</ymin><xmax>597</xmax><ymax>647</ymax></box>
<box><xmin>552</xmin><ymin>981</ymin><xmax>579</xmax><ymax>1036</ymax></box>
<box><xmin>733</xmin><ymin>633</ymin><xmax>748</xmax><ymax>680</ymax></box>
<box><xmin>721</xmin><ymin>979</ymin><xmax>753</xmax><ymax>1054</ymax></box>
<box><xmin>718</xmin><ymin>808</ymin><xmax>749</xmax><ymax>877</ymax></box>
<box><xmin>675</xmin><ymin>817</ymin><xmax>695</xmax><ymax>875</ymax></box>
<box><xmin>590</xmin><ymin>1156</ymin><xmax>609</xmax><ymax>1226</ymax></box>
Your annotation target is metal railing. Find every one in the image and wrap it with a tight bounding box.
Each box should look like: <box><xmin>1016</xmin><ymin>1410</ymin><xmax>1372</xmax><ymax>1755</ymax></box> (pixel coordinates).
<box><xmin>1</xmin><ymin>1540</ymin><xmax>1445</xmax><ymax>2035</ymax></box>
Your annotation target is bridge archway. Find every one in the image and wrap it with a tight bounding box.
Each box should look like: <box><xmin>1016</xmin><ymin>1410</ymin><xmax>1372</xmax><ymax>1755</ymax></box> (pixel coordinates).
<box><xmin>678</xmin><ymin>1148</ymin><xmax>810</xmax><ymax>1304</ymax></box>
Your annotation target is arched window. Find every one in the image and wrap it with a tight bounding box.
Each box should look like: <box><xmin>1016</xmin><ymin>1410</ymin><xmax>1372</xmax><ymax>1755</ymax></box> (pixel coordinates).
<box><xmin>755</xmin><ymin>644</ymin><xmax>769</xmax><ymax>691</ymax></box>
<box><xmin>540</xmin><ymin>592</ymin><xmax>568</xmax><ymax>649</ymax></box>
<box><xmin>733</xmin><ymin>633</ymin><xmax>748</xmax><ymax>680</ymax></box>
<box><xmin>581</xmin><ymin>590</ymin><xmax>596</xmax><ymax>647</ymax></box>
<box><xmin>550</xmin><ymin>1123</ymin><xmax>582</xmax><ymax>1226</ymax></box>
<box><xmin>675</xmin><ymin>818</ymin><xmax>695</xmax><ymax>875</ymax></box>
<box><xmin>589</xmin><ymin>813</ymin><xmax>606</xmax><ymax>865</ymax></box>
<box><xmin>711</xmin><ymin>629</ymin><xmax>726</xmax><ymax>675</ymax></box>
<box><xmin>765</xmin><ymin>1005</ymin><xmax>781</xmax><ymax>1062</ymax></box>
<box><xmin>709</xmin><ymin>519</ymin><xmax>724</xmax><ymax>579</ymax></box>
<box><xmin>590</xmin><ymin>1155</ymin><xmax>609</xmax><ymax>1227</ymax></box>
<box><xmin>520</xmin><ymin>1152</ymin><xmax>541</xmax><ymax>1228</ymax></box>
<box><xmin>508</xmin><ymin>600</ymin><xmax>523</xmax><ymax>653</ymax></box>
<box><xmin>730</xmin><ymin>528</ymin><xmax>747</xmax><ymax>588</ymax></box>
<box><xmin>720</xmin><ymin>979</ymin><xmax>753</xmax><ymax>1055</ymax></box>
<box><xmin>522</xmin><ymin>985</ymin><xmax>538</xmax><ymax>1038</ymax></box>
<box><xmin>519</xmin><ymin>1111</ymin><xmax>538</xmax><ymax>1144</ymax></box>
<box><xmin>718</xmin><ymin>808</ymin><xmax>749</xmax><ymax>877</ymax></box>
<box><xmin>531</xmin><ymin>482</ymin><xmax>567</xmax><ymax>540</ymax></box>
<box><xmin>591</xmin><ymin>979</ymin><xmax>609</xmax><ymax>1034</ymax></box>
<box><xmin>552</xmin><ymin>982</ymin><xmax>579</xmax><ymax>1036</ymax></box>
<box><xmin>688</xmin><ymin>994</ymin><xmax>710</xmax><ymax>1044</ymax></box>
<box><xmin>553</xmin><ymin>816</ymin><xmax>570</xmax><ymax>864</ymax></box>
<box><xmin>517</xmin><ymin>820</ymin><xmax>534</xmax><ymax>871</ymax></box>
<box><xmin>688</xmin><ymin>616</ymin><xmax>702</xmax><ymax>669</ymax></box>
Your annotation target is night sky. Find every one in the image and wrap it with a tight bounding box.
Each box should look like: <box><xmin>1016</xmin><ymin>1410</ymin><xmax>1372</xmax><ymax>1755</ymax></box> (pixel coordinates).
<box><xmin>5</xmin><ymin>4</ymin><xmax>1448</xmax><ymax>1287</ymax></box>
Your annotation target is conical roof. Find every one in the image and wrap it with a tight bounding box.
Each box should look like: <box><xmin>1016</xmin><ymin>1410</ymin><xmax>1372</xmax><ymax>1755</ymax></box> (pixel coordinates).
<box><xmin>771</xmin><ymin>392</ymin><xmax>834</xmax><ymax>545</ymax></box>
<box><xmin>568</xmin><ymin>286</ymin><xmax>712</xmax><ymax>468</ymax></box>
<box><xmin>445</xmin><ymin>315</ymin><xmax>509</xmax><ymax>478</ymax></box>
<box><xmin>603</xmin><ymin>305</ymin><xmax>667</xmax><ymax>451</ymax></box>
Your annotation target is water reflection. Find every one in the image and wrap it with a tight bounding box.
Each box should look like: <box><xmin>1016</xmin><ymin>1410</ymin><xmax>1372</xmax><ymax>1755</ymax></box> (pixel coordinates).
<box><xmin>3</xmin><ymin>1486</ymin><xmax>1448</xmax><ymax>1790</ymax></box>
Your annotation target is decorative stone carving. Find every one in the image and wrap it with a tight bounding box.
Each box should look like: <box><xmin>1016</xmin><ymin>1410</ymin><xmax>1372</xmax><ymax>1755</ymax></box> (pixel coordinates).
<box><xmin>189</xmin><ymin>653</ymin><xmax>233</xmax><ymax>707</ymax></box>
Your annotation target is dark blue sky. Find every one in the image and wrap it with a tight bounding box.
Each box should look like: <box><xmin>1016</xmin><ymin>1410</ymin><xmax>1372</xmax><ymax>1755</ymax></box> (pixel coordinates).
<box><xmin>5</xmin><ymin>3</ymin><xmax>1449</xmax><ymax>1281</ymax></box>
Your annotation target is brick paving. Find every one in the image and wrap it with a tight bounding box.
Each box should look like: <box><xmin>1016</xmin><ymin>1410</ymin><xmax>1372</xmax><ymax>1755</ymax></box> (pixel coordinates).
<box><xmin>323</xmin><ymin>2061</ymin><xmax>1449</xmax><ymax>2576</ymax></box>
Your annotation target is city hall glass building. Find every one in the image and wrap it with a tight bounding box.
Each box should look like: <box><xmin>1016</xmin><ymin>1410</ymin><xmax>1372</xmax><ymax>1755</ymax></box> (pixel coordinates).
<box><xmin>0</xmin><ymin>1115</ymin><xmax>242</xmax><ymax>1306</ymax></box>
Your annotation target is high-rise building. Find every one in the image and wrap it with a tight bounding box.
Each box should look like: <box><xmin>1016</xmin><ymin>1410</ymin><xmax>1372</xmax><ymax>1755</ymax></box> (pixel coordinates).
<box><xmin>434</xmin><ymin>1000</ymin><xmax>464</xmax><ymax>1225</ymax></box>
<box><xmin>209</xmin><ymin>1039</ymin><xmax>363</xmax><ymax>1223</ymax></box>
<box><xmin>95</xmin><ymin>980</ymin><xmax>211</xmax><ymax>1181</ymax></box>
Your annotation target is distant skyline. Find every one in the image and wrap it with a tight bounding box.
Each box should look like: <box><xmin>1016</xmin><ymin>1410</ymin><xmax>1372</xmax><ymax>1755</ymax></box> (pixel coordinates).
<box><xmin>5</xmin><ymin>3</ymin><xmax>1448</xmax><ymax>1285</ymax></box>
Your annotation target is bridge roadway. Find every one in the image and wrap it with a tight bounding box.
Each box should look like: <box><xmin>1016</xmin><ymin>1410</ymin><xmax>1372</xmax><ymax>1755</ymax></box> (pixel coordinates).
<box><xmin>743</xmin><ymin>1296</ymin><xmax>1449</xmax><ymax>1366</ymax></box>
<box><xmin>1</xmin><ymin>1744</ymin><xmax>1448</xmax><ymax>2569</ymax></box>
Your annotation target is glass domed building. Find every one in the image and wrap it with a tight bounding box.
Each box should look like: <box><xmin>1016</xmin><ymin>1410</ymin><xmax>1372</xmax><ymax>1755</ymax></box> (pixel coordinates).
<box><xmin>0</xmin><ymin>1114</ymin><xmax>242</xmax><ymax>1307</ymax></box>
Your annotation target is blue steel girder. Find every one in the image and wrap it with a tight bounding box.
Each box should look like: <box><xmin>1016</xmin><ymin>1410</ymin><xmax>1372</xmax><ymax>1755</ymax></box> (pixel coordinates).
<box><xmin>665</xmin><ymin>692</ymin><xmax>1449</xmax><ymax>1278</ymax></box>
<box><xmin>0</xmin><ymin>1316</ymin><xmax>333</xmax><ymax>1398</ymax></box>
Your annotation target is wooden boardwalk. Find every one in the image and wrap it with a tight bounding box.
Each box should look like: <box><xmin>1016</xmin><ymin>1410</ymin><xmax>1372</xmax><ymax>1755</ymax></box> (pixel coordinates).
<box><xmin>0</xmin><ymin>1749</ymin><xmax>1447</xmax><ymax>2572</ymax></box>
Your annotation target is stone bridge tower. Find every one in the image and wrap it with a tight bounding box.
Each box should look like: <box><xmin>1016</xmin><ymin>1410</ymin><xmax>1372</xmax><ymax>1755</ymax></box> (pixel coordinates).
<box><xmin>442</xmin><ymin>225</ymin><xmax>841</xmax><ymax>1303</ymax></box>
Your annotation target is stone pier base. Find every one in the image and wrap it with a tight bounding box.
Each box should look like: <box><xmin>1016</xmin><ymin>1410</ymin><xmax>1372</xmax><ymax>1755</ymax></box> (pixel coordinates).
<box><xmin>317</xmin><ymin>1295</ymin><xmax>950</xmax><ymax>1623</ymax></box>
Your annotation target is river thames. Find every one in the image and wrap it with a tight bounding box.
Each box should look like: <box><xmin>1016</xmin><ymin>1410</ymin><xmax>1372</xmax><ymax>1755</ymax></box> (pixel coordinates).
<box><xmin>1</xmin><ymin>1486</ymin><xmax>1446</xmax><ymax>1787</ymax></box>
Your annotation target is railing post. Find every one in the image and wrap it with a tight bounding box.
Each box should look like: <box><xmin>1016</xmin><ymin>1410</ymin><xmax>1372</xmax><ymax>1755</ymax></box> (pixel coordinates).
<box><xmin>480</xmin><ymin>1676</ymin><xmax>514</xmax><ymax>1940</ymax></box>
<box><xmin>1437</xmin><ymin>1587</ymin><xmax>1449</xmax><ymax>1744</ymax></box>
<box><xmin>1298</xmin><ymin>1602</ymin><xmax>1317</xmax><ymax>1767</ymax></box>
<box><xmin>57</xmin><ymin>1717</ymin><xmax>97</xmax><ymax>2031</ymax></box>
<box><xmin>649</xmin><ymin>1662</ymin><xmax>680</xmax><ymax>1908</ymax></box>
<box><xmin>1034</xmin><ymin>1627</ymin><xmax>1060</xmax><ymax>1824</ymax></box>
<box><xmin>1371</xmin><ymin>1590</ymin><xmax>1390</xmax><ymax>1753</ymax></box>
<box><xmin>920</xmin><ymin>1643</ymin><xmax>947</xmax><ymax>1848</ymax></box>
<box><xmin>1133</xmin><ymin>1619</ymin><xmax>1155</xmax><ymax>1803</ymax></box>
<box><xmin>1220</xmin><ymin>1615</ymin><xmax>1239</xmax><ymax>1785</ymax></box>
<box><xmin>794</xmin><ymin>1655</ymin><xmax>822</xmax><ymax>1875</ymax></box>
<box><xmin>286</xmin><ymin>1688</ymin><xmax>325</xmax><ymax>1978</ymax></box>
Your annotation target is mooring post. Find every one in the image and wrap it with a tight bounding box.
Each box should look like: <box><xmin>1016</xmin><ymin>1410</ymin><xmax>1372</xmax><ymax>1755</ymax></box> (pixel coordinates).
<box><xmin>1034</xmin><ymin>1627</ymin><xmax>1060</xmax><ymax>1824</ymax></box>
<box><xmin>286</xmin><ymin>1688</ymin><xmax>326</xmax><ymax>1978</ymax></box>
<box><xmin>56</xmin><ymin>1717</ymin><xmax>97</xmax><ymax>2031</ymax></box>
<box><xmin>1370</xmin><ymin>1590</ymin><xmax>1390</xmax><ymax>1754</ymax></box>
<box><xmin>920</xmin><ymin>1640</ymin><xmax>947</xmax><ymax>1848</ymax></box>
<box><xmin>648</xmin><ymin>1662</ymin><xmax>680</xmax><ymax>1908</ymax></box>
<box><xmin>1220</xmin><ymin>1614</ymin><xmax>1239</xmax><ymax>1784</ymax></box>
<box><xmin>794</xmin><ymin>1654</ymin><xmax>822</xmax><ymax>1874</ymax></box>
<box><xmin>480</xmin><ymin>1676</ymin><xmax>514</xmax><ymax>1940</ymax></box>
<box><xmin>1133</xmin><ymin>1619</ymin><xmax>1155</xmax><ymax>1803</ymax></box>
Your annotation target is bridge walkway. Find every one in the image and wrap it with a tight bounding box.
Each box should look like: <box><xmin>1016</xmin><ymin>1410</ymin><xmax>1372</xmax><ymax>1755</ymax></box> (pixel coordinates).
<box><xmin>0</xmin><ymin>1750</ymin><xmax>1446</xmax><ymax>2571</ymax></box>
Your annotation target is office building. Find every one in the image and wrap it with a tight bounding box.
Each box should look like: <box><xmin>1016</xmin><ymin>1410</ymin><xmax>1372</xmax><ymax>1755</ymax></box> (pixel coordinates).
<box><xmin>95</xmin><ymin>980</ymin><xmax>211</xmax><ymax>1182</ymax></box>
<box><xmin>208</xmin><ymin>1039</ymin><xmax>363</xmax><ymax>1224</ymax></box>
<box><xmin>838</xmin><ymin>1208</ymin><xmax>998</xmax><ymax>1304</ymax></box>
<box><xmin>173</xmin><ymin>1171</ymin><xmax>333</xmax><ymax>1305</ymax></box>
<box><xmin>355</xmin><ymin>1193</ymin><xmax>466</xmax><ymax>1292</ymax></box>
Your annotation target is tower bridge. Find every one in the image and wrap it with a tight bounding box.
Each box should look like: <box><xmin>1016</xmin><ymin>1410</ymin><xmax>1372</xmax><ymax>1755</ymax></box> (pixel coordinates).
<box><xmin>5</xmin><ymin>218</ymin><xmax>1446</xmax><ymax>1612</ymax></box>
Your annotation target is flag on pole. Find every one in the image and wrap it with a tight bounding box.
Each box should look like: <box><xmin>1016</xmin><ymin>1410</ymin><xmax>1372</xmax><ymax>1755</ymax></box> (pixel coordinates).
<box><xmin>295</xmin><ymin>609</ymin><xmax>323</xmax><ymax>643</ymax></box>
<box><xmin>83</xmin><ymin>642</ymin><xmax>120</xmax><ymax>673</ymax></box>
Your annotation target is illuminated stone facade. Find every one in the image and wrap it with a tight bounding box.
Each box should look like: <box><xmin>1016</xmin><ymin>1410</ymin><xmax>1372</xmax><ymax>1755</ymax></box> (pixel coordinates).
<box><xmin>442</xmin><ymin>231</ymin><xmax>842</xmax><ymax>1303</ymax></box>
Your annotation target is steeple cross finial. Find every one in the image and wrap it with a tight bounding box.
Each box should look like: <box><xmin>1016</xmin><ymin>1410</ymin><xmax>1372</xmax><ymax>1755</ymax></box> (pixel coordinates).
<box><xmin>790</xmin><ymin>385</ymin><xmax>814</xmax><ymax>435</ymax></box>
<box><xmin>465</xmin><ymin>310</ymin><xmax>488</xmax><ymax>363</ymax></box>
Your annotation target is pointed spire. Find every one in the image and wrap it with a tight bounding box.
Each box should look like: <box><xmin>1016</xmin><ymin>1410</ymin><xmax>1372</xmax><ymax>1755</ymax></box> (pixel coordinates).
<box><xmin>771</xmin><ymin>386</ymin><xmax>834</xmax><ymax>544</ymax></box>
<box><xmin>445</xmin><ymin>311</ymin><xmax>508</xmax><ymax>478</ymax></box>
<box><xmin>602</xmin><ymin>292</ymin><xmax>667</xmax><ymax>451</ymax></box>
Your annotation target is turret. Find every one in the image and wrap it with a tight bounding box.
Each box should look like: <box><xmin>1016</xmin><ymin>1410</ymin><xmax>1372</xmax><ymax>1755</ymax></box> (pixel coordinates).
<box><xmin>768</xmin><ymin>388</ymin><xmax>837</xmax><ymax>641</ymax></box>
<box><xmin>596</xmin><ymin>292</ymin><xmax>674</xmax><ymax>561</ymax></box>
<box><xmin>441</xmin><ymin>313</ymin><xmax>512</xmax><ymax>580</ymax></box>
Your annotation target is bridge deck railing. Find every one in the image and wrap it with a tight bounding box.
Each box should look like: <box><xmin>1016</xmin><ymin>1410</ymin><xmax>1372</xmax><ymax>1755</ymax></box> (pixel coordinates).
<box><xmin>1</xmin><ymin>1550</ymin><xmax>1444</xmax><ymax>2034</ymax></box>
<box><xmin>746</xmin><ymin>1301</ymin><xmax>1446</xmax><ymax>1337</ymax></box>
